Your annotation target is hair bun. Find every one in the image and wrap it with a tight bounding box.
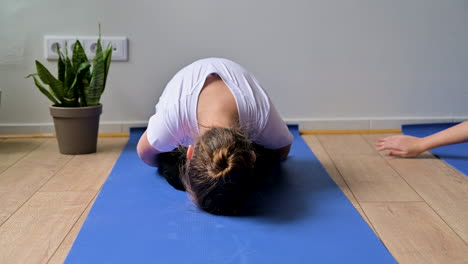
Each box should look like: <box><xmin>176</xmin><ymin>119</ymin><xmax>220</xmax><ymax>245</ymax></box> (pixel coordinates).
<box><xmin>209</xmin><ymin>148</ymin><xmax>232</xmax><ymax>178</ymax></box>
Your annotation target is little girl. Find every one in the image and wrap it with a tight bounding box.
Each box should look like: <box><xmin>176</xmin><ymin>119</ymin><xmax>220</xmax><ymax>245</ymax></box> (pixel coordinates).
<box><xmin>137</xmin><ymin>58</ymin><xmax>292</xmax><ymax>214</ymax></box>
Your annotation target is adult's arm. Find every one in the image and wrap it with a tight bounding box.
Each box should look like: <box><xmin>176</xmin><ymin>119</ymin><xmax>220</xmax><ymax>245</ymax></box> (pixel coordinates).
<box><xmin>375</xmin><ymin>121</ymin><xmax>468</xmax><ymax>157</ymax></box>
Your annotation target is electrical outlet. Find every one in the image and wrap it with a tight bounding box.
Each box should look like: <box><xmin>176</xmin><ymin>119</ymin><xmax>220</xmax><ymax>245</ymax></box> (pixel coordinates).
<box><xmin>44</xmin><ymin>36</ymin><xmax>78</xmax><ymax>59</ymax></box>
<box><xmin>85</xmin><ymin>37</ymin><xmax>128</xmax><ymax>61</ymax></box>
<box><xmin>44</xmin><ymin>35</ymin><xmax>128</xmax><ymax>61</ymax></box>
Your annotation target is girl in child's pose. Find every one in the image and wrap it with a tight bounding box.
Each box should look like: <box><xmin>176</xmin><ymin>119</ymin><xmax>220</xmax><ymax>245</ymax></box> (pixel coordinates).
<box><xmin>137</xmin><ymin>58</ymin><xmax>292</xmax><ymax>214</ymax></box>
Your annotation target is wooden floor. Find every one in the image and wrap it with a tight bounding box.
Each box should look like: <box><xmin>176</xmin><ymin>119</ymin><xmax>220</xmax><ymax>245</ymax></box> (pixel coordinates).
<box><xmin>0</xmin><ymin>134</ymin><xmax>467</xmax><ymax>263</ymax></box>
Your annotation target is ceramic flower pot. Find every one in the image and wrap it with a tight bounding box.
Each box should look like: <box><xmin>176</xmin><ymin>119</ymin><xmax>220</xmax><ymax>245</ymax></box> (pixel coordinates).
<box><xmin>49</xmin><ymin>104</ymin><xmax>102</xmax><ymax>154</ymax></box>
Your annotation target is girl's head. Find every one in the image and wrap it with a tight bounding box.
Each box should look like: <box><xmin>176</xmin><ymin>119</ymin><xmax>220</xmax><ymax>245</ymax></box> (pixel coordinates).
<box><xmin>182</xmin><ymin>127</ymin><xmax>257</xmax><ymax>215</ymax></box>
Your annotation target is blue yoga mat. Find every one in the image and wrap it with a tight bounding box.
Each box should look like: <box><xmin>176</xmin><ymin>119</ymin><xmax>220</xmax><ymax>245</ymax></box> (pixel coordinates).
<box><xmin>402</xmin><ymin>122</ymin><xmax>468</xmax><ymax>177</ymax></box>
<box><xmin>66</xmin><ymin>125</ymin><xmax>395</xmax><ymax>263</ymax></box>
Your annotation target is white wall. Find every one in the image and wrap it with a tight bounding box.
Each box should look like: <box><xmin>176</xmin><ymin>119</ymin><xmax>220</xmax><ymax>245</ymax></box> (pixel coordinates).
<box><xmin>1</xmin><ymin>0</ymin><xmax>467</xmax><ymax>133</ymax></box>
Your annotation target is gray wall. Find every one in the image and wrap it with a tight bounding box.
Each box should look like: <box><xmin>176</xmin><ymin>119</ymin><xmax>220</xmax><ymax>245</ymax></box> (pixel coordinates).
<box><xmin>1</xmin><ymin>0</ymin><xmax>467</xmax><ymax>133</ymax></box>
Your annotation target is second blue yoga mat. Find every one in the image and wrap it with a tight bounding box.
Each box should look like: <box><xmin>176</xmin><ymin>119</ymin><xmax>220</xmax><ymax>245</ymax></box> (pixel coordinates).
<box><xmin>66</xmin><ymin>125</ymin><xmax>395</xmax><ymax>263</ymax></box>
<box><xmin>403</xmin><ymin>122</ymin><xmax>468</xmax><ymax>177</ymax></box>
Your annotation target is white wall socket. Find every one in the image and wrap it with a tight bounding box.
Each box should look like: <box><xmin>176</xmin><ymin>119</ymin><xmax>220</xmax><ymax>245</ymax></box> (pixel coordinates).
<box><xmin>44</xmin><ymin>35</ymin><xmax>128</xmax><ymax>61</ymax></box>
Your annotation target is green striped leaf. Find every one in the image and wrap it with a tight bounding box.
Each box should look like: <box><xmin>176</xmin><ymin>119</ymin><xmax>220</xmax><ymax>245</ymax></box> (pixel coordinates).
<box><xmin>80</xmin><ymin>78</ymin><xmax>90</xmax><ymax>107</ymax></box>
<box><xmin>67</xmin><ymin>62</ymin><xmax>91</xmax><ymax>105</ymax></box>
<box><xmin>88</xmin><ymin>38</ymin><xmax>105</xmax><ymax>106</ymax></box>
<box><xmin>57</xmin><ymin>46</ymin><xmax>65</xmax><ymax>83</ymax></box>
<box><xmin>35</xmin><ymin>60</ymin><xmax>64</xmax><ymax>102</ymax></box>
<box><xmin>62</xmin><ymin>96</ymin><xmax>78</xmax><ymax>106</ymax></box>
<box><xmin>64</xmin><ymin>56</ymin><xmax>75</xmax><ymax>95</ymax></box>
<box><xmin>102</xmin><ymin>44</ymin><xmax>112</xmax><ymax>92</ymax></box>
<box><xmin>28</xmin><ymin>75</ymin><xmax>60</xmax><ymax>105</ymax></box>
<box><xmin>72</xmin><ymin>40</ymin><xmax>88</xmax><ymax>70</ymax></box>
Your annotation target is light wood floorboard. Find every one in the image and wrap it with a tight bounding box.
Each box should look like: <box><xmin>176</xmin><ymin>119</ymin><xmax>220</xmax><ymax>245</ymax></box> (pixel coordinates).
<box><xmin>41</xmin><ymin>138</ymin><xmax>127</xmax><ymax>192</ymax></box>
<box><xmin>317</xmin><ymin>135</ymin><xmax>422</xmax><ymax>202</ymax></box>
<box><xmin>0</xmin><ymin>138</ymin><xmax>45</xmax><ymax>174</ymax></box>
<box><xmin>0</xmin><ymin>139</ymin><xmax>73</xmax><ymax>226</ymax></box>
<box><xmin>48</xmin><ymin>195</ymin><xmax>98</xmax><ymax>264</ymax></box>
<box><xmin>387</xmin><ymin>158</ymin><xmax>468</xmax><ymax>244</ymax></box>
<box><xmin>363</xmin><ymin>134</ymin><xmax>468</xmax><ymax>244</ymax></box>
<box><xmin>316</xmin><ymin>134</ymin><xmax>376</xmax><ymax>155</ymax></box>
<box><xmin>331</xmin><ymin>154</ymin><xmax>422</xmax><ymax>201</ymax></box>
<box><xmin>0</xmin><ymin>191</ymin><xmax>94</xmax><ymax>264</ymax></box>
<box><xmin>361</xmin><ymin>202</ymin><xmax>468</xmax><ymax>264</ymax></box>
<box><xmin>0</xmin><ymin>137</ymin><xmax>126</xmax><ymax>264</ymax></box>
<box><xmin>0</xmin><ymin>134</ymin><xmax>467</xmax><ymax>263</ymax></box>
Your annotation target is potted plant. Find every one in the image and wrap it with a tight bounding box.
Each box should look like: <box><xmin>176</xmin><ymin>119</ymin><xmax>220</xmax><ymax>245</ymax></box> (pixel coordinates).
<box><xmin>27</xmin><ymin>29</ymin><xmax>112</xmax><ymax>154</ymax></box>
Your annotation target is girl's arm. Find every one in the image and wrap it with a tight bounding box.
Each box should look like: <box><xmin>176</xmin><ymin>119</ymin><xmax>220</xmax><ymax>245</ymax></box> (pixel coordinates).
<box><xmin>375</xmin><ymin>121</ymin><xmax>468</xmax><ymax>157</ymax></box>
<box><xmin>137</xmin><ymin>130</ymin><xmax>162</xmax><ymax>167</ymax></box>
<box><xmin>275</xmin><ymin>144</ymin><xmax>291</xmax><ymax>161</ymax></box>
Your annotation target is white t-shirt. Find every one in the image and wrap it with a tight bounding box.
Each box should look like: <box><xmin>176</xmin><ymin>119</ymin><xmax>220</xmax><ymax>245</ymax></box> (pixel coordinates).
<box><xmin>147</xmin><ymin>58</ymin><xmax>293</xmax><ymax>152</ymax></box>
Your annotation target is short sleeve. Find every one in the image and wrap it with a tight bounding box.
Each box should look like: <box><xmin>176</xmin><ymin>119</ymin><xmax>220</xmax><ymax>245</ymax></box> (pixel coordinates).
<box><xmin>146</xmin><ymin>112</ymin><xmax>179</xmax><ymax>152</ymax></box>
<box><xmin>254</xmin><ymin>103</ymin><xmax>293</xmax><ymax>149</ymax></box>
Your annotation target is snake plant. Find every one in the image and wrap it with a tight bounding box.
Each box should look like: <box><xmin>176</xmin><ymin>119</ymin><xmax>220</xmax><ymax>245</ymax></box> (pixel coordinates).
<box><xmin>27</xmin><ymin>28</ymin><xmax>112</xmax><ymax>107</ymax></box>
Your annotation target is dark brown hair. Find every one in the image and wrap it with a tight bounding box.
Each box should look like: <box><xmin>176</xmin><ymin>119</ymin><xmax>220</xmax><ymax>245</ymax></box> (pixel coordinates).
<box><xmin>182</xmin><ymin>127</ymin><xmax>257</xmax><ymax>215</ymax></box>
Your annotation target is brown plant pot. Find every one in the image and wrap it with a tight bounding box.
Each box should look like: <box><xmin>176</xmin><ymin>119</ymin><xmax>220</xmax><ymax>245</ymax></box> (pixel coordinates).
<box><xmin>49</xmin><ymin>104</ymin><xmax>102</xmax><ymax>155</ymax></box>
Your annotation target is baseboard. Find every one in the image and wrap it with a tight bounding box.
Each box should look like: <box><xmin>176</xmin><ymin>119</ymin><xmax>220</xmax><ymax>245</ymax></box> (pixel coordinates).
<box><xmin>299</xmin><ymin>129</ymin><xmax>402</xmax><ymax>135</ymax></box>
<box><xmin>0</xmin><ymin>118</ymin><xmax>466</xmax><ymax>135</ymax></box>
<box><xmin>0</xmin><ymin>121</ymin><xmax>148</xmax><ymax>135</ymax></box>
<box><xmin>285</xmin><ymin>117</ymin><xmax>467</xmax><ymax>131</ymax></box>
